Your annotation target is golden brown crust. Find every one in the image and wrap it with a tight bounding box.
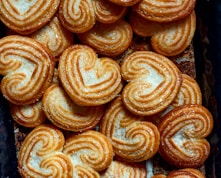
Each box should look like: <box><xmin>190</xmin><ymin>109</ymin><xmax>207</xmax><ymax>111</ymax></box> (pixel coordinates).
<box><xmin>42</xmin><ymin>84</ymin><xmax>105</xmax><ymax>132</ymax></box>
<box><xmin>10</xmin><ymin>101</ymin><xmax>46</xmax><ymax>128</ymax></box>
<box><xmin>132</xmin><ymin>0</ymin><xmax>196</xmax><ymax>22</ymax></box>
<box><xmin>63</xmin><ymin>130</ymin><xmax>113</xmax><ymax>173</ymax></box>
<box><xmin>100</xmin><ymin>96</ymin><xmax>160</xmax><ymax>162</ymax></box>
<box><xmin>151</xmin><ymin>11</ymin><xmax>196</xmax><ymax>56</ymax></box>
<box><xmin>92</xmin><ymin>0</ymin><xmax>127</xmax><ymax>23</ymax></box>
<box><xmin>0</xmin><ymin>35</ymin><xmax>55</xmax><ymax>105</ymax></box>
<box><xmin>0</xmin><ymin>0</ymin><xmax>60</xmax><ymax>35</ymax></box>
<box><xmin>167</xmin><ymin>168</ymin><xmax>206</xmax><ymax>178</ymax></box>
<box><xmin>58</xmin><ymin>0</ymin><xmax>96</xmax><ymax>33</ymax></box>
<box><xmin>58</xmin><ymin>44</ymin><xmax>123</xmax><ymax>106</ymax></box>
<box><xmin>18</xmin><ymin>124</ymin><xmax>73</xmax><ymax>178</ymax></box>
<box><xmin>77</xmin><ymin>19</ymin><xmax>133</xmax><ymax>56</ymax></box>
<box><xmin>108</xmin><ymin>0</ymin><xmax>141</xmax><ymax>6</ymax></box>
<box><xmin>158</xmin><ymin>104</ymin><xmax>214</xmax><ymax>168</ymax></box>
<box><xmin>31</xmin><ymin>16</ymin><xmax>74</xmax><ymax>58</ymax></box>
<box><xmin>100</xmin><ymin>160</ymin><xmax>147</xmax><ymax>178</ymax></box>
<box><xmin>121</xmin><ymin>51</ymin><xmax>182</xmax><ymax>116</ymax></box>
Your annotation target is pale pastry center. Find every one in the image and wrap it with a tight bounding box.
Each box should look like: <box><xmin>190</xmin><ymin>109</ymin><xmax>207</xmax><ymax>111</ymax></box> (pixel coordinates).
<box><xmin>9</xmin><ymin>0</ymin><xmax>37</xmax><ymax>14</ymax></box>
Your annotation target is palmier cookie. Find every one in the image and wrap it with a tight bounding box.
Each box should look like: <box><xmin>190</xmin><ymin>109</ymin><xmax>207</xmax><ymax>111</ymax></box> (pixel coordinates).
<box><xmin>100</xmin><ymin>160</ymin><xmax>147</xmax><ymax>178</ymax></box>
<box><xmin>0</xmin><ymin>0</ymin><xmax>60</xmax><ymax>35</ymax></box>
<box><xmin>108</xmin><ymin>0</ymin><xmax>141</xmax><ymax>6</ymax></box>
<box><xmin>92</xmin><ymin>0</ymin><xmax>127</xmax><ymax>24</ymax></box>
<box><xmin>31</xmin><ymin>16</ymin><xmax>74</xmax><ymax>58</ymax></box>
<box><xmin>58</xmin><ymin>44</ymin><xmax>123</xmax><ymax>106</ymax></box>
<box><xmin>42</xmin><ymin>84</ymin><xmax>105</xmax><ymax>132</ymax></box>
<box><xmin>132</xmin><ymin>0</ymin><xmax>196</xmax><ymax>23</ymax></box>
<box><xmin>18</xmin><ymin>124</ymin><xmax>73</xmax><ymax>178</ymax></box>
<box><xmin>121</xmin><ymin>51</ymin><xmax>182</xmax><ymax>116</ymax></box>
<box><xmin>10</xmin><ymin>101</ymin><xmax>46</xmax><ymax>128</ymax></box>
<box><xmin>167</xmin><ymin>168</ymin><xmax>206</xmax><ymax>178</ymax></box>
<box><xmin>0</xmin><ymin>35</ymin><xmax>55</xmax><ymax>105</ymax></box>
<box><xmin>77</xmin><ymin>19</ymin><xmax>133</xmax><ymax>56</ymax></box>
<box><xmin>100</xmin><ymin>96</ymin><xmax>160</xmax><ymax>162</ymax></box>
<box><xmin>58</xmin><ymin>0</ymin><xmax>95</xmax><ymax>33</ymax></box>
<box><xmin>63</xmin><ymin>130</ymin><xmax>113</xmax><ymax>177</ymax></box>
<box><xmin>158</xmin><ymin>104</ymin><xmax>214</xmax><ymax>168</ymax></box>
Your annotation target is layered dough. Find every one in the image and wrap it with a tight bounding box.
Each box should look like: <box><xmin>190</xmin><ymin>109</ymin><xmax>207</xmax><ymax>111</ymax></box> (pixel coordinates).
<box><xmin>133</xmin><ymin>0</ymin><xmax>196</xmax><ymax>22</ymax></box>
<box><xmin>158</xmin><ymin>104</ymin><xmax>214</xmax><ymax>168</ymax></box>
<box><xmin>100</xmin><ymin>96</ymin><xmax>160</xmax><ymax>162</ymax></box>
<box><xmin>121</xmin><ymin>51</ymin><xmax>182</xmax><ymax>116</ymax></box>
<box><xmin>0</xmin><ymin>0</ymin><xmax>60</xmax><ymax>35</ymax></box>
<box><xmin>42</xmin><ymin>84</ymin><xmax>105</xmax><ymax>132</ymax></box>
<box><xmin>0</xmin><ymin>35</ymin><xmax>55</xmax><ymax>105</ymax></box>
<box><xmin>58</xmin><ymin>44</ymin><xmax>123</xmax><ymax>106</ymax></box>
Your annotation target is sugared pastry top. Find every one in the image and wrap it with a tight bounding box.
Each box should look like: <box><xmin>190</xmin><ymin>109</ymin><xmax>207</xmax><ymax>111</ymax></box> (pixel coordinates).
<box><xmin>58</xmin><ymin>44</ymin><xmax>123</xmax><ymax>106</ymax></box>
<box><xmin>0</xmin><ymin>0</ymin><xmax>60</xmax><ymax>35</ymax></box>
<box><xmin>0</xmin><ymin>35</ymin><xmax>55</xmax><ymax>105</ymax></box>
<box><xmin>108</xmin><ymin>0</ymin><xmax>141</xmax><ymax>6</ymax></box>
<box><xmin>121</xmin><ymin>50</ymin><xmax>182</xmax><ymax>116</ymax></box>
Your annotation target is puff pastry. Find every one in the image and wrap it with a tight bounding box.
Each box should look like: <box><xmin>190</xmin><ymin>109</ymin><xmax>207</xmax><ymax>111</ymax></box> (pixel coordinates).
<box><xmin>18</xmin><ymin>124</ymin><xmax>73</xmax><ymax>178</ymax></box>
<box><xmin>108</xmin><ymin>0</ymin><xmax>141</xmax><ymax>6</ymax></box>
<box><xmin>121</xmin><ymin>51</ymin><xmax>182</xmax><ymax>116</ymax></box>
<box><xmin>100</xmin><ymin>160</ymin><xmax>147</xmax><ymax>178</ymax></box>
<box><xmin>133</xmin><ymin>0</ymin><xmax>196</xmax><ymax>22</ymax></box>
<box><xmin>42</xmin><ymin>84</ymin><xmax>105</xmax><ymax>132</ymax></box>
<box><xmin>58</xmin><ymin>44</ymin><xmax>123</xmax><ymax>106</ymax></box>
<box><xmin>31</xmin><ymin>16</ymin><xmax>74</xmax><ymax>58</ymax></box>
<box><xmin>58</xmin><ymin>0</ymin><xmax>96</xmax><ymax>33</ymax></box>
<box><xmin>77</xmin><ymin>19</ymin><xmax>133</xmax><ymax>56</ymax></box>
<box><xmin>0</xmin><ymin>0</ymin><xmax>60</xmax><ymax>35</ymax></box>
<box><xmin>63</xmin><ymin>130</ymin><xmax>113</xmax><ymax>176</ymax></box>
<box><xmin>100</xmin><ymin>96</ymin><xmax>160</xmax><ymax>162</ymax></box>
<box><xmin>167</xmin><ymin>168</ymin><xmax>206</xmax><ymax>178</ymax></box>
<box><xmin>158</xmin><ymin>104</ymin><xmax>214</xmax><ymax>168</ymax></box>
<box><xmin>92</xmin><ymin>0</ymin><xmax>127</xmax><ymax>23</ymax></box>
<box><xmin>0</xmin><ymin>35</ymin><xmax>55</xmax><ymax>105</ymax></box>
<box><xmin>10</xmin><ymin>101</ymin><xmax>46</xmax><ymax>128</ymax></box>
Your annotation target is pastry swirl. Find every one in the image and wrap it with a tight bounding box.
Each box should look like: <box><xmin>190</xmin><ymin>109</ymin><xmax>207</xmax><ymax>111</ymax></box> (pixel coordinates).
<box><xmin>100</xmin><ymin>96</ymin><xmax>160</xmax><ymax>162</ymax></box>
<box><xmin>133</xmin><ymin>0</ymin><xmax>196</xmax><ymax>22</ymax></box>
<box><xmin>0</xmin><ymin>35</ymin><xmax>55</xmax><ymax>105</ymax></box>
<box><xmin>100</xmin><ymin>160</ymin><xmax>147</xmax><ymax>178</ymax></box>
<box><xmin>31</xmin><ymin>16</ymin><xmax>74</xmax><ymax>58</ymax></box>
<box><xmin>42</xmin><ymin>84</ymin><xmax>105</xmax><ymax>132</ymax></box>
<box><xmin>167</xmin><ymin>168</ymin><xmax>206</xmax><ymax>178</ymax></box>
<box><xmin>158</xmin><ymin>104</ymin><xmax>214</xmax><ymax>168</ymax></box>
<box><xmin>151</xmin><ymin>11</ymin><xmax>196</xmax><ymax>56</ymax></box>
<box><xmin>63</xmin><ymin>130</ymin><xmax>113</xmax><ymax>174</ymax></box>
<box><xmin>10</xmin><ymin>101</ymin><xmax>46</xmax><ymax>128</ymax></box>
<box><xmin>58</xmin><ymin>44</ymin><xmax>123</xmax><ymax>106</ymax></box>
<box><xmin>77</xmin><ymin>20</ymin><xmax>133</xmax><ymax>56</ymax></box>
<box><xmin>121</xmin><ymin>51</ymin><xmax>182</xmax><ymax>116</ymax></box>
<box><xmin>92</xmin><ymin>0</ymin><xmax>127</xmax><ymax>23</ymax></box>
<box><xmin>58</xmin><ymin>0</ymin><xmax>96</xmax><ymax>33</ymax></box>
<box><xmin>108</xmin><ymin>0</ymin><xmax>141</xmax><ymax>6</ymax></box>
<box><xmin>0</xmin><ymin>0</ymin><xmax>60</xmax><ymax>35</ymax></box>
<box><xmin>18</xmin><ymin>124</ymin><xmax>73</xmax><ymax>178</ymax></box>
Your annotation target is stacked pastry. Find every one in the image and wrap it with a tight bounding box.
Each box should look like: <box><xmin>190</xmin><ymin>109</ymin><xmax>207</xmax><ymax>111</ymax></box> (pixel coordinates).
<box><xmin>0</xmin><ymin>0</ymin><xmax>212</xmax><ymax>177</ymax></box>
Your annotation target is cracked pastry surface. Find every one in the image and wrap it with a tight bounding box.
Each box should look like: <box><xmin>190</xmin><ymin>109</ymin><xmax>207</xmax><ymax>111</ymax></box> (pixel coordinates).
<box><xmin>0</xmin><ymin>35</ymin><xmax>55</xmax><ymax>105</ymax></box>
<box><xmin>0</xmin><ymin>0</ymin><xmax>60</xmax><ymax>35</ymax></box>
<box><xmin>58</xmin><ymin>44</ymin><xmax>123</xmax><ymax>106</ymax></box>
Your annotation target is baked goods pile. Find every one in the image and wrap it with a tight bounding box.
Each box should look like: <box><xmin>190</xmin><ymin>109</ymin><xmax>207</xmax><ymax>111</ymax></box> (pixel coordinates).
<box><xmin>0</xmin><ymin>0</ymin><xmax>212</xmax><ymax>177</ymax></box>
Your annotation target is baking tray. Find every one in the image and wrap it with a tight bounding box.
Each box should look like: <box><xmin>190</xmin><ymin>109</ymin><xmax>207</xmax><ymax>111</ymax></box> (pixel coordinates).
<box><xmin>0</xmin><ymin>0</ymin><xmax>221</xmax><ymax>177</ymax></box>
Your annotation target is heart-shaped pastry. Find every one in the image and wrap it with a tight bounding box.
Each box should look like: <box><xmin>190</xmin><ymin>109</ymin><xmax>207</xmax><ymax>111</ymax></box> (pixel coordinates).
<box><xmin>58</xmin><ymin>0</ymin><xmax>96</xmax><ymax>33</ymax></box>
<box><xmin>167</xmin><ymin>168</ymin><xmax>206</xmax><ymax>178</ymax></box>
<box><xmin>158</xmin><ymin>104</ymin><xmax>214</xmax><ymax>168</ymax></box>
<box><xmin>31</xmin><ymin>16</ymin><xmax>74</xmax><ymax>58</ymax></box>
<box><xmin>121</xmin><ymin>51</ymin><xmax>182</xmax><ymax>116</ymax></box>
<box><xmin>58</xmin><ymin>44</ymin><xmax>123</xmax><ymax>106</ymax></box>
<box><xmin>18</xmin><ymin>124</ymin><xmax>73</xmax><ymax>178</ymax></box>
<box><xmin>92</xmin><ymin>0</ymin><xmax>127</xmax><ymax>24</ymax></box>
<box><xmin>100</xmin><ymin>160</ymin><xmax>147</xmax><ymax>178</ymax></box>
<box><xmin>0</xmin><ymin>35</ymin><xmax>55</xmax><ymax>105</ymax></box>
<box><xmin>0</xmin><ymin>0</ymin><xmax>60</xmax><ymax>35</ymax></box>
<box><xmin>63</xmin><ymin>130</ymin><xmax>113</xmax><ymax>177</ymax></box>
<box><xmin>132</xmin><ymin>0</ymin><xmax>196</xmax><ymax>22</ymax></box>
<box><xmin>42</xmin><ymin>84</ymin><xmax>105</xmax><ymax>132</ymax></box>
<box><xmin>100</xmin><ymin>96</ymin><xmax>160</xmax><ymax>162</ymax></box>
<box><xmin>77</xmin><ymin>19</ymin><xmax>133</xmax><ymax>56</ymax></box>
